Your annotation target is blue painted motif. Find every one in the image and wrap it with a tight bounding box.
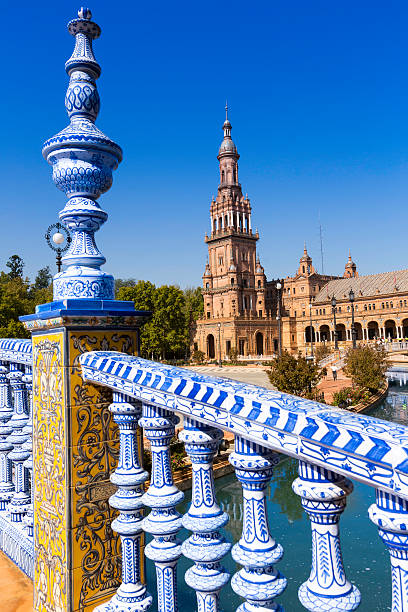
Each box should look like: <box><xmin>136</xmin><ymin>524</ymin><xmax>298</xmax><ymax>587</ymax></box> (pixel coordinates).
<box><xmin>79</xmin><ymin>352</ymin><xmax>408</xmax><ymax>499</ymax></box>
<box><xmin>293</xmin><ymin>461</ymin><xmax>360</xmax><ymax>611</ymax></box>
<box><xmin>180</xmin><ymin>418</ymin><xmax>231</xmax><ymax>611</ymax></box>
<box><xmin>42</xmin><ymin>8</ymin><xmax>122</xmax><ymax>300</ymax></box>
<box><xmin>140</xmin><ymin>404</ymin><xmax>184</xmax><ymax>612</ymax></box>
<box><xmin>94</xmin><ymin>392</ymin><xmax>152</xmax><ymax>612</ymax></box>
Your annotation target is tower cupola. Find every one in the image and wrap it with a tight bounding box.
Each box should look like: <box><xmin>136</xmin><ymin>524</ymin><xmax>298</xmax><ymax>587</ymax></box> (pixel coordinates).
<box><xmin>344</xmin><ymin>251</ymin><xmax>358</xmax><ymax>278</ymax></box>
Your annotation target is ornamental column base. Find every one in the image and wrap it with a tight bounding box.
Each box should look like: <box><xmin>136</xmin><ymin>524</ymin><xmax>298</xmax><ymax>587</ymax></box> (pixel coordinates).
<box><xmin>21</xmin><ymin>302</ymin><xmax>148</xmax><ymax>612</ymax></box>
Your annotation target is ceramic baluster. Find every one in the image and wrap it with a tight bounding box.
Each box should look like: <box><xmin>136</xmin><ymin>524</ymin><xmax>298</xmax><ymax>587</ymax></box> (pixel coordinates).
<box><xmin>369</xmin><ymin>490</ymin><xmax>408</xmax><ymax>611</ymax></box>
<box><xmin>140</xmin><ymin>404</ymin><xmax>184</xmax><ymax>612</ymax></box>
<box><xmin>229</xmin><ymin>436</ymin><xmax>286</xmax><ymax>611</ymax></box>
<box><xmin>6</xmin><ymin>364</ymin><xmax>30</xmax><ymax>522</ymax></box>
<box><xmin>22</xmin><ymin>366</ymin><xmax>33</xmax><ymax>536</ymax></box>
<box><xmin>95</xmin><ymin>392</ymin><xmax>152</xmax><ymax>611</ymax></box>
<box><xmin>0</xmin><ymin>362</ymin><xmax>14</xmax><ymax>510</ymax></box>
<box><xmin>179</xmin><ymin>418</ymin><xmax>231</xmax><ymax>612</ymax></box>
<box><xmin>292</xmin><ymin>461</ymin><xmax>361</xmax><ymax>611</ymax></box>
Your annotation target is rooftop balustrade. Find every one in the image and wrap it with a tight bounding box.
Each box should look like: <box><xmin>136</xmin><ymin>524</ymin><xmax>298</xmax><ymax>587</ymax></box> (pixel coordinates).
<box><xmin>78</xmin><ymin>350</ymin><xmax>408</xmax><ymax>612</ymax></box>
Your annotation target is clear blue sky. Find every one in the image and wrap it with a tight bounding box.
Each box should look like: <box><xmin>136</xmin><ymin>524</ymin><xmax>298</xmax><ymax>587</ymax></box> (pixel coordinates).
<box><xmin>2</xmin><ymin>1</ymin><xmax>408</xmax><ymax>287</ymax></box>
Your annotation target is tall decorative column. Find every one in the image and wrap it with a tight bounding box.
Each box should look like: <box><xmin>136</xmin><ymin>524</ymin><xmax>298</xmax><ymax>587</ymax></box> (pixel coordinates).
<box><xmin>20</xmin><ymin>8</ymin><xmax>150</xmax><ymax>611</ymax></box>
<box><xmin>140</xmin><ymin>404</ymin><xmax>184</xmax><ymax>612</ymax></box>
<box><xmin>369</xmin><ymin>490</ymin><xmax>408</xmax><ymax>611</ymax></box>
<box><xmin>95</xmin><ymin>393</ymin><xmax>152</xmax><ymax>612</ymax></box>
<box><xmin>6</xmin><ymin>364</ymin><xmax>30</xmax><ymax>522</ymax></box>
<box><xmin>229</xmin><ymin>437</ymin><xmax>286</xmax><ymax>611</ymax></box>
<box><xmin>179</xmin><ymin>418</ymin><xmax>231</xmax><ymax>612</ymax></box>
<box><xmin>292</xmin><ymin>461</ymin><xmax>361</xmax><ymax>611</ymax></box>
<box><xmin>0</xmin><ymin>363</ymin><xmax>14</xmax><ymax>510</ymax></box>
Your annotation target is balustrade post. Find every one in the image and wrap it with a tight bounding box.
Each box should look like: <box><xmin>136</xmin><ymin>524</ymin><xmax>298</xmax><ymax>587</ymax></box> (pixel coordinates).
<box><xmin>229</xmin><ymin>436</ymin><xmax>286</xmax><ymax>611</ymax></box>
<box><xmin>292</xmin><ymin>461</ymin><xmax>360</xmax><ymax>611</ymax></box>
<box><xmin>22</xmin><ymin>366</ymin><xmax>33</xmax><ymax>536</ymax></box>
<box><xmin>0</xmin><ymin>363</ymin><xmax>14</xmax><ymax>510</ymax></box>
<box><xmin>6</xmin><ymin>364</ymin><xmax>30</xmax><ymax>522</ymax></box>
<box><xmin>95</xmin><ymin>392</ymin><xmax>152</xmax><ymax>612</ymax></box>
<box><xmin>179</xmin><ymin>418</ymin><xmax>231</xmax><ymax>612</ymax></box>
<box><xmin>140</xmin><ymin>404</ymin><xmax>184</xmax><ymax>612</ymax></box>
<box><xmin>369</xmin><ymin>490</ymin><xmax>408</xmax><ymax>611</ymax></box>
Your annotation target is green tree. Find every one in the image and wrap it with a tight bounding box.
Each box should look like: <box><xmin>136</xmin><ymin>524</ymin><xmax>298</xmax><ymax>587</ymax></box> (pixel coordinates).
<box><xmin>117</xmin><ymin>281</ymin><xmax>188</xmax><ymax>360</ymax></box>
<box><xmin>6</xmin><ymin>255</ymin><xmax>24</xmax><ymax>279</ymax></box>
<box><xmin>267</xmin><ymin>350</ymin><xmax>324</xmax><ymax>397</ymax></box>
<box><xmin>0</xmin><ymin>273</ymin><xmax>32</xmax><ymax>338</ymax></box>
<box><xmin>0</xmin><ymin>257</ymin><xmax>54</xmax><ymax>339</ymax></box>
<box><xmin>33</xmin><ymin>266</ymin><xmax>52</xmax><ymax>290</ymax></box>
<box><xmin>184</xmin><ymin>286</ymin><xmax>204</xmax><ymax>321</ymax></box>
<box><xmin>117</xmin><ymin>281</ymin><xmax>156</xmax><ymax>312</ymax></box>
<box><xmin>152</xmin><ymin>285</ymin><xmax>187</xmax><ymax>360</ymax></box>
<box><xmin>115</xmin><ymin>278</ymin><xmax>137</xmax><ymax>295</ymax></box>
<box><xmin>343</xmin><ymin>345</ymin><xmax>387</xmax><ymax>392</ymax></box>
<box><xmin>184</xmin><ymin>286</ymin><xmax>204</xmax><ymax>357</ymax></box>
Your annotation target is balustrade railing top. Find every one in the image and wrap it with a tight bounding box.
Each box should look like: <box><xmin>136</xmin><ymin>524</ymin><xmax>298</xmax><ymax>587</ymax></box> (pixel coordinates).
<box><xmin>0</xmin><ymin>339</ymin><xmax>32</xmax><ymax>365</ymax></box>
<box><xmin>79</xmin><ymin>350</ymin><xmax>408</xmax><ymax>611</ymax></box>
<box><xmin>80</xmin><ymin>350</ymin><xmax>408</xmax><ymax>500</ymax></box>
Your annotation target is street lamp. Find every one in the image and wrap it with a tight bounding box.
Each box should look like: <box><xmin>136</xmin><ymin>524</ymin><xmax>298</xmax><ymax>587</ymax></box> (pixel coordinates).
<box><xmin>349</xmin><ymin>288</ymin><xmax>357</xmax><ymax>349</ymax></box>
<box><xmin>217</xmin><ymin>322</ymin><xmax>222</xmax><ymax>367</ymax></box>
<box><xmin>45</xmin><ymin>222</ymin><xmax>71</xmax><ymax>272</ymax></box>
<box><xmin>331</xmin><ymin>295</ymin><xmax>339</xmax><ymax>350</ymax></box>
<box><xmin>309</xmin><ymin>301</ymin><xmax>314</xmax><ymax>358</ymax></box>
<box><xmin>276</xmin><ymin>281</ymin><xmax>282</xmax><ymax>356</ymax></box>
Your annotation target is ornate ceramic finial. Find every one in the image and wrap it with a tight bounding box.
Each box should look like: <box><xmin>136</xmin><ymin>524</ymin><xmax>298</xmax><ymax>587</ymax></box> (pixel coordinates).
<box><xmin>225</xmin><ymin>99</ymin><xmax>229</xmax><ymax>121</ymax></box>
<box><xmin>42</xmin><ymin>7</ymin><xmax>122</xmax><ymax>300</ymax></box>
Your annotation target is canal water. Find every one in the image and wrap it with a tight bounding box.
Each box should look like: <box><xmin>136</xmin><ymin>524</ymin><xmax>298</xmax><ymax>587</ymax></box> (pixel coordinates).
<box><xmin>146</xmin><ymin>386</ymin><xmax>408</xmax><ymax>611</ymax></box>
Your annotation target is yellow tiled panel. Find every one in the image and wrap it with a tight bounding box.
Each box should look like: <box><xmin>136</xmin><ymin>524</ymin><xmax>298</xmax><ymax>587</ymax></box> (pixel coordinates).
<box><xmin>71</xmin><ymin>554</ymin><xmax>122</xmax><ymax>611</ymax></box>
<box><xmin>32</xmin><ymin>331</ymin><xmax>68</xmax><ymax>612</ymax></box>
<box><xmin>70</xmin><ymin>516</ymin><xmax>121</xmax><ymax>570</ymax></box>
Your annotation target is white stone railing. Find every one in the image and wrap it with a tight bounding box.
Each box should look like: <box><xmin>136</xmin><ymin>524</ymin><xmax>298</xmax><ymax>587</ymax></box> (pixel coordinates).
<box><xmin>80</xmin><ymin>350</ymin><xmax>408</xmax><ymax>612</ymax></box>
<box><xmin>0</xmin><ymin>338</ymin><xmax>33</xmax><ymax>577</ymax></box>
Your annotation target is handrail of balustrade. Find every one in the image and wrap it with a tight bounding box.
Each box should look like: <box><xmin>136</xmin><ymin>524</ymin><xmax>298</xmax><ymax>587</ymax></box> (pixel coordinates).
<box><xmin>79</xmin><ymin>350</ymin><xmax>408</xmax><ymax>612</ymax></box>
<box><xmin>80</xmin><ymin>350</ymin><xmax>408</xmax><ymax>499</ymax></box>
<box><xmin>0</xmin><ymin>338</ymin><xmax>32</xmax><ymax>365</ymax></box>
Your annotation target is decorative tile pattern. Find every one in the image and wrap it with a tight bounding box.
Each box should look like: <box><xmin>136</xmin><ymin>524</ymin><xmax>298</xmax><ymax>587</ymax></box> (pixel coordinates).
<box><xmin>80</xmin><ymin>352</ymin><xmax>408</xmax><ymax>499</ymax></box>
<box><xmin>42</xmin><ymin>8</ymin><xmax>122</xmax><ymax>301</ymax></box>
<box><xmin>32</xmin><ymin>331</ymin><xmax>67</xmax><ymax>612</ymax></box>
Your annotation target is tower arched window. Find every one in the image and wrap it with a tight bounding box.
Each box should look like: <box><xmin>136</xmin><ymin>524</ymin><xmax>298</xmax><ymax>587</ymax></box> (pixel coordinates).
<box><xmin>258</xmin><ymin>280</ymin><xmax>261</xmax><ymax>288</ymax></box>
<box><xmin>233</xmin><ymin>168</ymin><xmax>237</xmax><ymax>183</ymax></box>
<box><xmin>221</xmin><ymin>170</ymin><xmax>225</xmax><ymax>183</ymax></box>
<box><xmin>206</xmin><ymin>282</ymin><xmax>209</xmax><ymax>289</ymax></box>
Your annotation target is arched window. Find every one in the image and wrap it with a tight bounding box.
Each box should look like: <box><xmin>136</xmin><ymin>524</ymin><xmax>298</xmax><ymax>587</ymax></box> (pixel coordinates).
<box><xmin>231</xmin><ymin>278</ymin><xmax>234</xmax><ymax>286</ymax></box>
<box><xmin>258</xmin><ymin>280</ymin><xmax>261</xmax><ymax>288</ymax></box>
<box><xmin>205</xmin><ymin>282</ymin><xmax>209</xmax><ymax>289</ymax></box>
<box><xmin>221</xmin><ymin>170</ymin><xmax>225</xmax><ymax>183</ymax></box>
<box><xmin>233</xmin><ymin>168</ymin><xmax>237</xmax><ymax>183</ymax></box>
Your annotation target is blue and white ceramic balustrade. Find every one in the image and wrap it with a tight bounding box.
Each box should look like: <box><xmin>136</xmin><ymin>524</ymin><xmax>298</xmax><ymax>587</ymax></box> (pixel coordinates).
<box><xmin>0</xmin><ymin>339</ymin><xmax>33</xmax><ymax>578</ymax></box>
<box><xmin>140</xmin><ymin>404</ymin><xmax>184</xmax><ymax>612</ymax></box>
<box><xmin>179</xmin><ymin>418</ymin><xmax>231</xmax><ymax>612</ymax></box>
<box><xmin>229</xmin><ymin>437</ymin><xmax>286</xmax><ymax>611</ymax></box>
<box><xmin>94</xmin><ymin>392</ymin><xmax>152</xmax><ymax>612</ymax></box>
<box><xmin>79</xmin><ymin>351</ymin><xmax>408</xmax><ymax>612</ymax></box>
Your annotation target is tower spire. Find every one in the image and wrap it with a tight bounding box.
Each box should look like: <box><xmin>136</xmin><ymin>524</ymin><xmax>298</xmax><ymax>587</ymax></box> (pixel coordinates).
<box><xmin>42</xmin><ymin>7</ymin><xmax>123</xmax><ymax>300</ymax></box>
<box><xmin>225</xmin><ymin>100</ymin><xmax>229</xmax><ymax>121</ymax></box>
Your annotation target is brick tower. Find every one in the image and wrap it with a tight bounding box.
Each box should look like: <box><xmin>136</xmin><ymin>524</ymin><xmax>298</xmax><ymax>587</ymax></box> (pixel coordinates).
<box><xmin>194</xmin><ymin>108</ymin><xmax>276</xmax><ymax>359</ymax></box>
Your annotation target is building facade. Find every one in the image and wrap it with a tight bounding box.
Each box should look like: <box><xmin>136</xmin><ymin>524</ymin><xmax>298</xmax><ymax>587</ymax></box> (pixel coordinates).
<box><xmin>194</xmin><ymin>113</ymin><xmax>408</xmax><ymax>359</ymax></box>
